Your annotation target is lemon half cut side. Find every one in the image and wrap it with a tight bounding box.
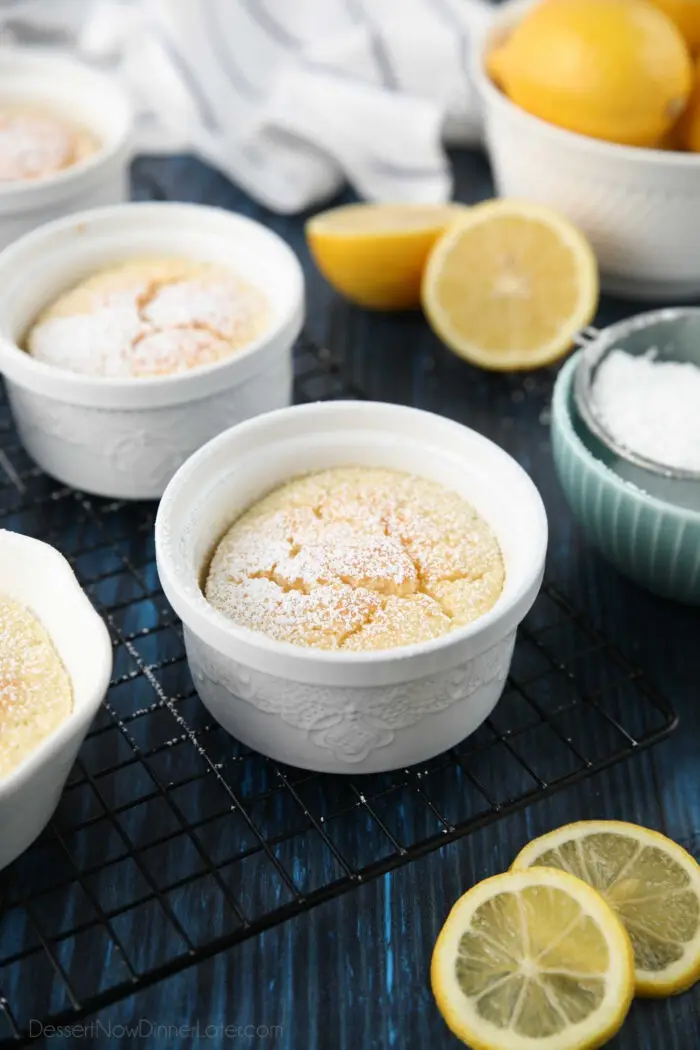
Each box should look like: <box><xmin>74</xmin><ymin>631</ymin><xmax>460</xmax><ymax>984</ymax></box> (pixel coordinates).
<box><xmin>421</xmin><ymin>199</ymin><xmax>599</xmax><ymax>372</ymax></box>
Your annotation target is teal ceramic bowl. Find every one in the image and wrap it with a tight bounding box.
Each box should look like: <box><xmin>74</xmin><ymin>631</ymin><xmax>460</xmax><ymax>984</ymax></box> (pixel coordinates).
<box><xmin>552</xmin><ymin>353</ymin><xmax>700</xmax><ymax>604</ymax></box>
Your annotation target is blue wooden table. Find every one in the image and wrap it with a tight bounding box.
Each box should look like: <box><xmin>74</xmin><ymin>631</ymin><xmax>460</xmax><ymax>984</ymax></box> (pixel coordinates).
<box><xmin>6</xmin><ymin>146</ymin><xmax>700</xmax><ymax>1049</ymax></box>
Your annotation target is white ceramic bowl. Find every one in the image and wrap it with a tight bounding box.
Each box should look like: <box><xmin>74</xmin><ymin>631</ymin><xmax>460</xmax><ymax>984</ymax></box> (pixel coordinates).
<box><xmin>475</xmin><ymin>0</ymin><xmax>700</xmax><ymax>301</ymax></box>
<box><xmin>0</xmin><ymin>49</ymin><xmax>132</xmax><ymax>248</ymax></box>
<box><xmin>155</xmin><ymin>401</ymin><xmax>548</xmax><ymax>774</ymax></box>
<box><xmin>0</xmin><ymin>530</ymin><xmax>112</xmax><ymax>872</ymax></box>
<box><xmin>0</xmin><ymin>202</ymin><xmax>305</xmax><ymax>500</ymax></box>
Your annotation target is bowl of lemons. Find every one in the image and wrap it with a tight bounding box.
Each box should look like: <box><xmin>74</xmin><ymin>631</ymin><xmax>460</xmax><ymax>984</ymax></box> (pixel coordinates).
<box><xmin>476</xmin><ymin>0</ymin><xmax>700</xmax><ymax>301</ymax></box>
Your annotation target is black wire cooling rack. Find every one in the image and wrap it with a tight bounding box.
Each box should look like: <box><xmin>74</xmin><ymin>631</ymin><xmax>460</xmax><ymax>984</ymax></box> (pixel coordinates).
<box><xmin>0</xmin><ymin>333</ymin><xmax>678</xmax><ymax>1045</ymax></box>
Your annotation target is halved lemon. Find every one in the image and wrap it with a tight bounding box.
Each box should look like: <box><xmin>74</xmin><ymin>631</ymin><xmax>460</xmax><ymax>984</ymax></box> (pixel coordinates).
<box><xmin>305</xmin><ymin>202</ymin><xmax>468</xmax><ymax>310</ymax></box>
<box><xmin>421</xmin><ymin>199</ymin><xmax>599</xmax><ymax>371</ymax></box>
<box><xmin>512</xmin><ymin>821</ymin><xmax>700</xmax><ymax>997</ymax></box>
<box><xmin>431</xmin><ymin>867</ymin><xmax>634</xmax><ymax>1050</ymax></box>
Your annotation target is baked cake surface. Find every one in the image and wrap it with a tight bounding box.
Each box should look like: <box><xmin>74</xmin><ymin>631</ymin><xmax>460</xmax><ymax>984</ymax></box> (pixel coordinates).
<box><xmin>0</xmin><ymin>596</ymin><xmax>73</xmax><ymax>778</ymax></box>
<box><xmin>26</xmin><ymin>257</ymin><xmax>270</xmax><ymax>378</ymax></box>
<box><xmin>205</xmin><ymin>467</ymin><xmax>505</xmax><ymax>651</ymax></box>
<box><xmin>0</xmin><ymin>106</ymin><xmax>98</xmax><ymax>182</ymax></box>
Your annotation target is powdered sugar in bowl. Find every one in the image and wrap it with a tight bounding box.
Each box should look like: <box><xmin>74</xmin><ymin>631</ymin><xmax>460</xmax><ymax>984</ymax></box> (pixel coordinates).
<box><xmin>552</xmin><ymin>310</ymin><xmax>700</xmax><ymax>604</ymax></box>
<box><xmin>574</xmin><ymin>309</ymin><xmax>700</xmax><ymax>510</ymax></box>
<box><xmin>155</xmin><ymin>401</ymin><xmax>548</xmax><ymax>774</ymax></box>
<box><xmin>0</xmin><ymin>203</ymin><xmax>304</xmax><ymax>499</ymax></box>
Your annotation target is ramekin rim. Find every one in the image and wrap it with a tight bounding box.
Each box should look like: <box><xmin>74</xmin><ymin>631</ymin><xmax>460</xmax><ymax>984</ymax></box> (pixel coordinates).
<box><xmin>155</xmin><ymin>400</ymin><xmax>549</xmax><ymax>669</ymax></box>
<box><xmin>553</xmin><ymin>353</ymin><xmax>700</xmax><ymax>524</ymax></box>
<box><xmin>0</xmin><ymin>50</ymin><xmax>134</xmax><ymax>199</ymax></box>
<box><xmin>0</xmin><ymin>530</ymin><xmax>113</xmax><ymax>796</ymax></box>
<box><xmin>0</xmin><ymin>201</ymin><xmax>306</xmax><ymax>396</ymax></box>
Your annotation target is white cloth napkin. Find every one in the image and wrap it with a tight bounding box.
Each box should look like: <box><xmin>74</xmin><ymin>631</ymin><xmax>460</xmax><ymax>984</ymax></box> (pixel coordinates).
<box><xmin>0</xmin><ymin>0</ymin><xmax>496</xmax><ymax>213</ymax></box>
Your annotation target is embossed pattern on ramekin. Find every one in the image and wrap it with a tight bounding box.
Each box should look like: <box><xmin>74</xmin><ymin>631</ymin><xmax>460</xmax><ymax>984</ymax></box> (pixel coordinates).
<box><xmin>186</xmin><ymin>630</ymin><xmax>515</xmax><ymax>767</ymax></box>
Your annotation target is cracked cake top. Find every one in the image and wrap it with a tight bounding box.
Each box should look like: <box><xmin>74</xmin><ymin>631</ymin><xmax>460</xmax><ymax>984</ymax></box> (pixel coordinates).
<box><xmin>205</xmin><ymin>467</ymin><xmax>505</xmax><ymax>651</ymax></box>
<box><xmin>24</xmin><ymin>256</ymin><xmax>270</xmax><ymax>378</ymax></box>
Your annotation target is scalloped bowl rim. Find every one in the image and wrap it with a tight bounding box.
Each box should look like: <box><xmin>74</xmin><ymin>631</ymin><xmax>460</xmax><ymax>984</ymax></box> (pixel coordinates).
<box><xmin>0</xmin><ymin>530</ymin><xmax>113</xmax><ymax>796</ymax></box>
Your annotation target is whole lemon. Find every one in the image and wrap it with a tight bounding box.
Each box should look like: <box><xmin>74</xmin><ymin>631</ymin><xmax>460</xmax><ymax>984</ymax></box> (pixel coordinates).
<box><xmin>674</xmin><ymin>56</ymin><xmax>700</xmax><ymax>149</ymax></box>
<box><xmin>652</xmin><ymin>0</ymin><xmax>700</xmax><ymax>52</ymax></box>
<box><xmin>488</xmin><ymin>0</ymin><xmax>693</xmax><ymax>148</ymax></box>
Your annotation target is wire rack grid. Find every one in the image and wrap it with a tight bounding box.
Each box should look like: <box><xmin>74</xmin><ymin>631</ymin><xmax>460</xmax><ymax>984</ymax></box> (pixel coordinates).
<box><xmin>0</xmin><ymin>331</ymin><xmax>677</xmax><ymax>1045</ymax></box>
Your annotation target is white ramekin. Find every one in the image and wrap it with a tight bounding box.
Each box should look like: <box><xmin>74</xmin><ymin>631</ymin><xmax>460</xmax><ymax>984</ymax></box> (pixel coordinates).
<box><xmin>475</xmin><ymin>0</ymin><xmax>700</xmax><ymax>301</ymax></box>
<box><xmin>0</xmin><ymin>202</ymin><xmax>305</xmax><ymax>500</ymax></box>
<box><xmin>155</xmin><ymin>402</ymin><xmax>548</xmax><ymax>774</ymax></box>
<box><xmin>0</xmin><ymin>49</ymin><xmax>133</xmax><ymax>248</ymax></box>
<box><xmin>0</xmin><ymin>530</ymin><xmax>112</xmax><ymax>872</ymax></box>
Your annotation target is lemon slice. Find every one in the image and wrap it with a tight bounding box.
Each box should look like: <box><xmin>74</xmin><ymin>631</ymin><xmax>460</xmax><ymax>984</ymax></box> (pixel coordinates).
<box><xmin>421</xmin><ymin>199</ymin><xmax>599</xmax><ymax>371</ymax></box>
<box><xmin>431</xmin><ymin>867</ymin><xmax>634</xmax><ymax>1050</ymax></box>
<box><xmin>305</xmin><ymin>202</ymin><xmax>468</xmax><ymax>310</ymax></box>
<box><xmin>512</xmin><ymin>821</ymin><xmax>700</xmax><ymax>997</ymax></box>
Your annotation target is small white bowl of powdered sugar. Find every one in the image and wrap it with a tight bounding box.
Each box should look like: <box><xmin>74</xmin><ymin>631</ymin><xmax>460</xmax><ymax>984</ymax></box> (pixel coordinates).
<box><xmin>552</xmin><ymin>309</ymin><xmax>700</xmax><ymax>604</ymax></box>
<box><xmin>0</xmin><ymin>202</ymin><xmax>304</xmax><ymax>499</ymax></box>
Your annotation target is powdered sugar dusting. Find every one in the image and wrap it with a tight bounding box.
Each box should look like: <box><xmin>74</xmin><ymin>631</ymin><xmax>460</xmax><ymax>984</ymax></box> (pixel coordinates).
<box><xmin>591</xmin><ymin>349</ymin><xmax>700</xmax><ymax>472</ymax></box>
<box><xmin>143</xmin><ymin>279</ymin><xmax>264</xmax><ymax>339</ymax></box>
<box><xmin>26</xmin><ymin>258</ymin><xmax>270</xmax><ymax>379</ymax></box>
<box><xmin>205</xmin><ymin>467</ymin><xmax>505</xmax><ymax>651</ymax></box>
<box><xmin>0</xmin><ymin>595</ymin><xmax>73</xmax><ymax>779</ymax></box>
<box><xmin>0</xmin><ymin>108</ymin><xmax>98</xmax><ymax>182</ymax></box>
<box><xmin>95</xmin><ymin>283</ymin><xmax>151</xmax><ymax>311</ymax></box>
<box><xmin>130</xmin><ymin>328</ymin><xmax>234</xmax><ymax>377</ymax></box>
<box><xmin>29</xmin><ymin>306</ymin><xmax>144</xmax><ymax>378</ymax></box>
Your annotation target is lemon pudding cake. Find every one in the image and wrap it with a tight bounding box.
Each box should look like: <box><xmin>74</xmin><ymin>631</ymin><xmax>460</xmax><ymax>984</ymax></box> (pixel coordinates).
<box><xmin>0</xmin><ymin>106</ymin><xmax>98</xmax><ymax>182</ymax></box>
<box><xmin>0</xmin><ymin>595</ymin><xmax>73</xmax><ymax>778</ymax></box>
<box><xmin>205</xmin><ymin>467</ymin><xmax>505</xmax><ymax>651</ymax></box>
<box><xmin>25</xmin><ymin>257</ymin><xmax>270</xmax><ymax>378</ymax></box>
